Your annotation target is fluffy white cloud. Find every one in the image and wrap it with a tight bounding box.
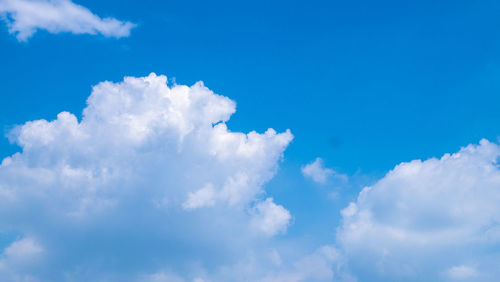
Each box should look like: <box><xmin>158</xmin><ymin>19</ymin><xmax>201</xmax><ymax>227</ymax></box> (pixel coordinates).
<box><xmin>337</xmin><ymin>139</ymin><xmax>500</xmax><ymax>281</ymax></box>
<box><xmin>0</xmin><ymin>0</ymin><xmax>135</xmax><ymax>41</ymax></box>
<box><xmin>0</xmin><ymin>73</ymin><xmax>293</xmax><ymax>280</ymax></box>
<box><xmin>0</xmin><ymin>238</ymin><xmax>43</xmax><ymax>282</ymax></box>
<box><xmin>250</xmin><ymin>197</ymin><xmax>292</xmax><ymax>237</ymax></box>
<box><xmin>302</xmin><ymin>157</ymin><xmax>346</xmax><ymax>185</ymax></box>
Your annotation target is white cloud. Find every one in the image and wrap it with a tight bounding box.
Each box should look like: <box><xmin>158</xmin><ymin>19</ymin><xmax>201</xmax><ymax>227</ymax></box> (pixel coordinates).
<box><xmin>0</xmin><ymin>0</ymin><xmax>135</xmax><ymax>41</ymax></box>
<box><xmin>255</xmin><ymin>245</ymin><xmax>355</xmax><ymax>282</ymax></box>
<box><xmin>446</xmin><ymin>265</ymin><xmax>478</xmax><ymax>280</ymax></box>
<box><xmin>302</xmin><ymin>158</ymin><xmax>332</xmax><ymax>184</ymax></box>
<box><xmin>302</xmin><ymin>157</ymin><xmax>346</xmax><ymax>185</ymax></box>
<box><xmin>337</xmin><ymin>139</ymin><xmax>500</xmax><ymax>281</ymax></box>
<box><xmin>182</xmin><ymin>183</ymin><xmax>217</xmax><ymax>210</ymax></box>
<box><xmin>0</xmin><ymin>73</ymin><xmax>293</xmax><ymax>280</ymax></box>
<box><xmin>250</xmin><ymin>197</ymin><xmax>292</xmax><ymax>237</ymax></box>
<box><xmin>138</xmin><ymin>245</ymin><xmax>353</xmax><ymax>282</ymax></box>
<box><xmin>138</xmin><ymin>271</ymin><xmax>186</xmax><ymax>282</ymax></box>
<box><xmin>0</xmin><ymin>238</ymin><xmax>44</xmax><ymax>281</ymax></box>
<box><xmin>3</xmin><ymin>238</ymin><xmax>43</xmax><ymax>262</ymax></box>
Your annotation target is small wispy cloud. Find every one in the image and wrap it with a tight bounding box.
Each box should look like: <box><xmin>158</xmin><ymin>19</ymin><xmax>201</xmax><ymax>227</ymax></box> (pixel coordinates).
<box><xmin>301</xmin><ymin>157</ymin><xmax>347</xmax><ymax>185</ymax></box>
<box><xmin>446</xmin><ymin>265</ymin><xmax>478</xmax><ymax>280</ymax></box>
<box><xmin>0</xmin><ymin>0</ymin><xmax>135</xmax><ymax>41</ymax></box>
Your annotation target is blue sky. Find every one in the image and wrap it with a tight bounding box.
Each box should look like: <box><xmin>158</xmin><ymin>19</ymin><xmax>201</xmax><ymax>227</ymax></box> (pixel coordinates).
<box><xmin>1</xmin><ymin>0</ymin><xmax>500</xmax><ymax>281</ymax></box>
<box><xmin>3</xmin><ymin>0</ymin><xmax>500</xmax><ymax>172</ymax></box>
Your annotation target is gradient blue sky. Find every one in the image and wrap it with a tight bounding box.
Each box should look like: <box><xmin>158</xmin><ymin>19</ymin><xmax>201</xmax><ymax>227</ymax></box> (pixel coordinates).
<box><xmin>1</xmin><ymin>0</ymin><xmax>500</xmax><ymax>281</ymax></box>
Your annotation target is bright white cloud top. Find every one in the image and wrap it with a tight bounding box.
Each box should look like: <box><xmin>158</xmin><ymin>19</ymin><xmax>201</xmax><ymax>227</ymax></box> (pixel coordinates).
<box><xmin>337</xmin><ymin>139</ymin><xmax>500</xmax><ymax>281</ymax></box>
<box><xmin>0</xmin><ymin>0</ymin><xmax>135</xmax><ymax>41</ymax></box>
<box><xmin>0</xmin><ymin>73</ymin><xmax>295</xmax><ymax>281</ymax></box>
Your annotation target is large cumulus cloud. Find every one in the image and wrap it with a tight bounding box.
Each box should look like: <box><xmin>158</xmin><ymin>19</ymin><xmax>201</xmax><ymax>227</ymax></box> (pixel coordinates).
<box><xmin>0</xmin><ymin>73</ymin><xmax>295</xmax><ymax>281</ymax></box>
<box><xmin>337</xmin><ymin>139</ymin><xmax>500</xmax><ymax>281</ymax></box>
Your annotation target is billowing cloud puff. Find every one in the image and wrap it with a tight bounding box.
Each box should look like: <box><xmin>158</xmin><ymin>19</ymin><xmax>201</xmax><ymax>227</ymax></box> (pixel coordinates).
<box><xmin>337</xmin><ymin>139</ymin><xmax>500</xmax><ymax>281</ymax></box>
<box><xmin>0</xmin><ymin>0</ymin><xmax>135</xmax><ymax>41</ymax></box>
<box><xmin>0</xmin><ymin>73</ymin><xmax>294</xmax><ymax>280</ymax></box>
<box><xmin>250</xmin><ymin>197</ymin><xmax>292</xmax><ymax>237</ymax></box>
